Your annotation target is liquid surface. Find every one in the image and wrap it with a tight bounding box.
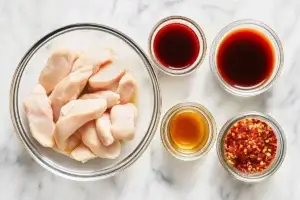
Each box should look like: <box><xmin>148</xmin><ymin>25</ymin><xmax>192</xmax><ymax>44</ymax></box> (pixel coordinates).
<box><xmin>217</xmin><ymin>28</ymin><xmax>275</xmax><ymax>88</ymax></box>
<box><xmin>153</xmin><ymin>23</ymin><xmax>200</xmax><ymax>69</ymax></box>
<box><xmin>169</xmin><ymin>110</ymin><xmax>209</xmax><ymax>151</ymax></box>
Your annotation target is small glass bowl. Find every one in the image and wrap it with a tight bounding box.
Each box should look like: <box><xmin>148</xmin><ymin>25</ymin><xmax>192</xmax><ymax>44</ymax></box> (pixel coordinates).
<box><xmin>149</xmin><ymin>16</ymin><xmax>207</xmax><ymax>76</ymax></box>
<box><xmin>216</xmin><ymin>112</ymin><xmax>287</xmax><ymax>182</ymax></box>
<box><xmin>160</xmin><ymin>102</ymin><xmax>216</xmax><ymax>161</ymax></box>
<box><xmin>210</xmin><ymin>19</ymin><xmax>284</xmax><ymax>97</ymax></box>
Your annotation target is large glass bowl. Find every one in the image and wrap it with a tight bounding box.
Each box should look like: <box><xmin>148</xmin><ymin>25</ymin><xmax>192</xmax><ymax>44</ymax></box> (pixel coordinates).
<box><xmin>10</xmin><ymin>23</ymin><xmax>161</xmax><ymax>181</ymax></box>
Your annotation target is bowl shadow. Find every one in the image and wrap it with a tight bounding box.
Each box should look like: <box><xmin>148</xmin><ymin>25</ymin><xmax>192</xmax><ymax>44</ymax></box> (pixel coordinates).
<box><xmin>211</xmin><ymin>159</ymin><xmax>278</xmax><ymax>199</ymax></box>
<box><xmin>157</xmin><ymin>70</ymin><xmax>197</xmax><ymax>111</ymax></box>
<box><xmin>204</xmin><ymin>71</ymin><xmax>273</xmax><ymax>114</ymax></box>
<box><xmin>150</xmin><ymin>144</ymin><xmax>207</xmax><ymax>189</ymax></box>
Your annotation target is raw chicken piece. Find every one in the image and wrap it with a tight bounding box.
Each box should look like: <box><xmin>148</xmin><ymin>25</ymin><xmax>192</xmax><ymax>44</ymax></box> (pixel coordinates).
<box><xmin>80</xmin><ymin>91</ymin><xmax>120</xmax><ymax>108</ymax></box>
<box><xmin>23</xmin><ymin>84</ymin><xmax>55</xmax><ymax>147</ymax></box>
<box><xmin>39</xmin><ymin>50</ymin><xmax>78</xmax><ymax>93</ymax></box>
<box><xmin>88</xmin><ymin>60</ymin><xmax>126</xmax><ymax>91</ymax></box>
<box><xmin>110</xmin><ymin>103</ymin><xmax>138</xmax><ymax>141</ymax></box>
<box><xmin>54</xmin><ymin>98</ymin><xmax>107</xmax><ymax>150</ymax></box>
<box><xmin>70</xmin><ymin>144</ymin><xmax>96</xmax><ymax>163</ymax></box>
<box><xmin>71</xmin><ymin>53</ymin><xmax>112</xmax><ymax>74</ymax></box>
<box><xmin>116</xmin><ymin>73</ymin><xmax>137</xmax><ymax>104</ymax></box>
<box><xmin>65</xmin><ymin>131</ymin><xmax>81</xmax><ymax>153</ymax></box>
<box><xmin>49</xmin><ymin>57</ymin><xmax>101</xmax><ymax>121</ymax></box>
<box><xmin>95</xmin><ymin>113</ymin><xmax>114</xmax><ymax>146</ymax></box>
<box><xmin>80</xmin><ymin>121</ymin><xmax>121</xmax><ymax>159</ymax></box>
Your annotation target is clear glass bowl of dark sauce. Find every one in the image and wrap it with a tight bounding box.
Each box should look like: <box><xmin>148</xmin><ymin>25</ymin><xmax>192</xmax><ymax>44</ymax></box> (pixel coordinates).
<box><xmin>149</xmin><ymin>16</ymin><xmax>207</xmax><ymax>76</ymax></box>
<box><xmin>210</xmin><ymin>19</ymin><xmax>284</xmax><ymax>96</ymax></box>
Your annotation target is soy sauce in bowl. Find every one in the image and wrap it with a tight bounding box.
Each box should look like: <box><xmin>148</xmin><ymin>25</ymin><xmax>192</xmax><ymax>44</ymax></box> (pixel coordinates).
<box><xmin>217</xmin><ymin>28</ymin><xmax>275</xmax><ymax>89</ymax></box>
<box><xmin>210</xmin><ymin>20</ymin><xmax>284</xmax><ymax>97</ymax></box>
<box><xmin>153</xmin><ymin>23</ymin><xmax>200</xmax><ymax>69</ymax></box>
<box><xmin>149</xmin><ymin>16</ymin><xmax>207</xmax><ymax>76</ymax></box>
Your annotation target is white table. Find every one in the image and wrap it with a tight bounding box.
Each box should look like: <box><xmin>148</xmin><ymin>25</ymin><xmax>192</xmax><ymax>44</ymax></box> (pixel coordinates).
<box><xmin>1</xmin><ymin>0</ymin><xmax>298</xmax><ymax>199</ymax></box>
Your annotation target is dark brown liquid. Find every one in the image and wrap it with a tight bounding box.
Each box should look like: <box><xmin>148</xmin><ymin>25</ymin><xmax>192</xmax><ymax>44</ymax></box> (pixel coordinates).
<box><xmin>217</xmin><ymin>29</ymin><xmax>275</xmax><ymax>88</ymax></box>
<box><xmin>153</xmin><ymin>23</ymin><xmax>200</xmax><ymax>69</ymax></box>
<box><xmin>169</xmin><ymin>110</ymin><xmax>209</xmax><ymax>151</ymax></box>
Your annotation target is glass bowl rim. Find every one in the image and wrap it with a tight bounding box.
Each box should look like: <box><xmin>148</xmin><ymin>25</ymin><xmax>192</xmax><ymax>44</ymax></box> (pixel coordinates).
<box><xmin>216</xmin><ymin>111</ymin><xmax>287</xmax><ymax>182</ymax></box>
<box><xmin>10</xmin><ymin>23</ymin><xmax>161</xmax><ymax>181</ymax></box>
<box><xmin>209</xmin><ymin>19</ymin><xmax>284</xmax><ymax>97</ymax></box>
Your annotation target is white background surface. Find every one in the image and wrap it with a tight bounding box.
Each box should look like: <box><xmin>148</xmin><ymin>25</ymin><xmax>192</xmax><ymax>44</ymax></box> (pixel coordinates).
<box><xmin>1</xmin><ymin>0</ymin><xmax>299</xmax><ymax>199</ymax></box>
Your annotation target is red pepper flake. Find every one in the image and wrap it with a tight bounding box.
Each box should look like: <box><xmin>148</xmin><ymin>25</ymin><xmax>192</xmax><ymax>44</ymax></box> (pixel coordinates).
<box><xmin>224</xmin><ymin>118</ymin><xmax>277</xmax><ymax>174</ymax></box>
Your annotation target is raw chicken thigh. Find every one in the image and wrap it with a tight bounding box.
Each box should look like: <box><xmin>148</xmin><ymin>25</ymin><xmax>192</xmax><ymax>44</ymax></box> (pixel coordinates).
<box><xmin>80</xmin><ymin>121</ymin><xmax>121</xmax><ymax>159</ymax></box>
<box><xmin>23</xmin><ymin>84</ymin><xmax>55</xmax><ymax>147</ymax></box>
<box><xmin>70</xmin><ymin>144</ymin><xmax>97</xmax><ymax>163</ymax></box>
<box><xmin>49</xmin><ymin>57</ymin><xmax>102</xmax><ymax>121</ymax></box>
<box><xmin>24</xmin><ymin>49</ymin><xmax>139</xmax><ymax>163</ymax></box>
<box><xmin>89</xmin><ymin>61</ymin><xmax>126</xmax><ymax>91</ymax></box>
<box><xmin>54</xmin><ymin>98</ymin><xmax>107</xmax><ymax>150</ymax></box>
<box><xmin>80</xmin><ymin>90</ymin><xmax>120</xmax><ymax>108</ymax></box>
<box><xmin>65</xmin><ymin>131</ymin><xmax>81</xmax><ymax>153</ymax></box>
<box><xmin>39</xmin><ymin>50</ymin><xmax>78</xmax><ymax>93</ymax></box>
<box><xmin>96</xmin><ymin>113</ymin><xmax>114</xmax><ymax>146</ymax></box>
<box><xmin>111</xmin><ymin>103</ymin><xmax>138</xmax><ymax>140</ymax></box>
<box><xmin>116</xmin><ymin>73</ymin><xmax>137</xmax><ymax>104</ymax></box>
<box><xmin>71</xmin><ymin>53</ymin><xmax>112</xmax><ymax>74</ymax></box>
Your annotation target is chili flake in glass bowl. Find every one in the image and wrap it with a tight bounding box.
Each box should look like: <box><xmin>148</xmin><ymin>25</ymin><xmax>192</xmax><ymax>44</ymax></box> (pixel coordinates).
<box><xmin>216</xmin><ymin>112</ymin><xmax>286</xmax><ymax>182</ymax></box>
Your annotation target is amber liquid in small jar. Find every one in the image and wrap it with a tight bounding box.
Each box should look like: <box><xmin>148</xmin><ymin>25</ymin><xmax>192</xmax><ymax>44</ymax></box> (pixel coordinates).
<box><xmin>168</xmin><ymin>109</ymin><xmax>209</xmax><ymax>151</ymax></box>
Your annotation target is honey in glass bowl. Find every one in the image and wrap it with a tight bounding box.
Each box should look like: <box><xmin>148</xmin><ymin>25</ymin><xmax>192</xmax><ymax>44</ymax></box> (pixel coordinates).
<box><xmin>169</xmin><ymin>109</ymin><xmax>209</xmax><ymax>152</ymax></box>
<box><xmin>160</xmin><ymin>103</ymin><xmax>216</xmax><ymax>161</ymax></box>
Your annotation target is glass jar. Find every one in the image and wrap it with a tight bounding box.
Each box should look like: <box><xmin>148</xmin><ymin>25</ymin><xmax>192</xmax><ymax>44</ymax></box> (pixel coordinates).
<box><xmin>216</xmin><ymin>111</ymin><xmax>287</xmax><ymax>182</ymax></box>
<box><xmin>210</xmin><ymin>19</ymin><xmax>284</xmax><ymax>97</ymax></box>
<box><xmin>149</xmin><ymin>16</ymin><xmax>207</xmax><ymax>76</ymax></box>
<box><xmin>160</xmin><ymin>102</ymin><xmax>216</xmax><ymax>161</ymax></box>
